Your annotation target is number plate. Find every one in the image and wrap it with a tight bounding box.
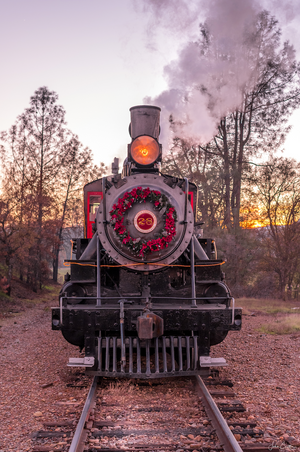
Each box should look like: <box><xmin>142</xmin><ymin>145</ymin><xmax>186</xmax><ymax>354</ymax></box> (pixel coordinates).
<box><xmin>134</xmin><ymin>210</ymin><xmax>157</xmax><ymax>233</ymax></box>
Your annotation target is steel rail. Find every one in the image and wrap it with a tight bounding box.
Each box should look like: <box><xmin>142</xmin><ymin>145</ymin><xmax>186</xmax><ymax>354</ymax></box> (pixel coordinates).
<box><xmin>195</xmin><ymin>375</ymin><xmax>243</xmax><ymax>452</ymax></box>
<box><xmin>68</xmin><ymin>376</ymin><xmax>98</xmax><ymax>452</ymax></box>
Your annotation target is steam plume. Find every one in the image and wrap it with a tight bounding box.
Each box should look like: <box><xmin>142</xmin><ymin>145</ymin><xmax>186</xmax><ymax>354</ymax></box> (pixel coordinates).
<box><xmin>138</xmin><ymin>0</ymin><xmax>299</xmax><ymax>148</ymax></box>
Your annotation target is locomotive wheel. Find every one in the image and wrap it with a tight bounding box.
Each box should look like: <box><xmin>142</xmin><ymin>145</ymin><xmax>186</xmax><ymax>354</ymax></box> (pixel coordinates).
<box><xmin>60</xmin><ymin>283</ymin><xmax>86</xmax><ymax>304</ymax></box>
<box><xmin>204</xmin><ymin>283</ymin><xmax>228</xmax><ymax>304</ymax></box>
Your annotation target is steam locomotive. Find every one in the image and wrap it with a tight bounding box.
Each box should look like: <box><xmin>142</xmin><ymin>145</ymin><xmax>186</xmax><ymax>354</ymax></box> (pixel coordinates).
<box><xmin>52</xmin><ymin>105</ymin><xmax>242</xmax><ymax>378</ymax></box>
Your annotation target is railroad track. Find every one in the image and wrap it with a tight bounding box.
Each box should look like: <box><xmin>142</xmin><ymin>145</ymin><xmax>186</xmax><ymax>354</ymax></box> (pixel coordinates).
<box><xmin>31</xmin><ymin>374</ymin><xmax>270</xmax><ymax>452</ymax></box>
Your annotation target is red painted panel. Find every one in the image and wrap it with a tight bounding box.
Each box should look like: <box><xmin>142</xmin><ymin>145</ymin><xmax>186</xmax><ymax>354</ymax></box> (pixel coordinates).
<box><xmin>87</xmin><ymin>192</ymin><xmax>103</xmax><ymax>238</ymax></box>
<box><xmin>184</xmin><ymin>191</ymin><xmax>194</xmax><ymax>210</ymax></box>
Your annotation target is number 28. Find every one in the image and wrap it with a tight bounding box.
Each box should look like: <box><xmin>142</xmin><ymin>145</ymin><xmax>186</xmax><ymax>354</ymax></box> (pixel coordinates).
<box><xmin>138</xmin><ymin>217</ymin><xmax>153</xmax><ymax>226</ymax></box>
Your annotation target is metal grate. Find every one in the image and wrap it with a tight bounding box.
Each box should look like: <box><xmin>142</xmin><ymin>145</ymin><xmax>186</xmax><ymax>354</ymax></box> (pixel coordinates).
<box><xmin>93</xmin><ymin>335</ymin><xmax>203</xmax><ymax>378</ymax></box>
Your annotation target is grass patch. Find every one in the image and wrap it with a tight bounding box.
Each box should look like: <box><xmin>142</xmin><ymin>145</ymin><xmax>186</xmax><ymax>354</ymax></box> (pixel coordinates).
<box><xmin>236</xmin><ymin>297</ymin><xmax>300</xmax><ymax>315</ymax></box>
<box><xmin>35</xmin><ymin>285</ymin><xmax>60</xmax><ymax>304</ymax></box>
<box><xmin>258</xmin><ymin>314</ymin><xmax>300</xmax><ymax>335</ymax></box>
<box><xmin>42</xmin><ymin>285</ymin><xmax>57</xmax><ymax>291</ymax></box>
<box><xmin>0</xmin><ymin>290</ymin><xmax>11</xmax><ymax>301</ymax></box>
<box><xmin>0</xmin><ymin>280</ymin><xmax>61</xmax><ymax>321</ymax></box>
<box><xmin>23</xmin><ymin>298</ymin><xmax>44</xmax><ymax>305</ymax></box>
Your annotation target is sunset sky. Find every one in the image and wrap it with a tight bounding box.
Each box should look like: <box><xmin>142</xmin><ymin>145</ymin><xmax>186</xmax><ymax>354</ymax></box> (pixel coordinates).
<box><xmin>1</xmin><ymin>0</ymin><xmax>300</xmax><ymax>169</ymax></box>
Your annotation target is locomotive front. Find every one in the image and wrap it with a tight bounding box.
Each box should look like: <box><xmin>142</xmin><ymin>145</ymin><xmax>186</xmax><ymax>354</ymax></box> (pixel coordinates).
<box><xmin>52</xmin><ymin>105</ymin><xmax>242</xmax><ymax>378</ymax></box>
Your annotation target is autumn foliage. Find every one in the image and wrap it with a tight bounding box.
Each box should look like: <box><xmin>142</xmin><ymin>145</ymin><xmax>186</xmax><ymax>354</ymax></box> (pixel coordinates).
<box><xmin>0</xmin><ymin>87</ymin><xmax>106</xmax><ymax>293</ymax></box>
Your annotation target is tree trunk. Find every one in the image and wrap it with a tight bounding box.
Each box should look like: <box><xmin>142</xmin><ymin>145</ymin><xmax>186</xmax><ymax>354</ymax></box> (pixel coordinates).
<box><xmin>53</xmin><ymin>161</ymin><xmax>74</xmax><ymax>282</ymax></box>
<box><xmin>53</xmin><ymin>246</ymin><xmax>60</xmax><ymax>283</ymax></box>
<box><xmin>218</xmin><ymin>120</ymin><xmax>231</xmax><ymax>229</ymax></box>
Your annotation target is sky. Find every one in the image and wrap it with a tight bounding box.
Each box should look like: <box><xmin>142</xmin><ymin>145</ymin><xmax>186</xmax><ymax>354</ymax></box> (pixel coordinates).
<box><xmin>0</xmin><ymin>0</ymin><xmax>300</xmax><ymax>170</ymax></box>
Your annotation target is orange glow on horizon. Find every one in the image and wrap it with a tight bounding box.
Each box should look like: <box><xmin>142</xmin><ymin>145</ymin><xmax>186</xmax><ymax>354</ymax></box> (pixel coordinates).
<box><xmin>241</xmin><ymin>219</ymin><xmax>268</xmax><ymax>229</ymax></box>
<box><xmin>239</xmin><ymin>204</ymin><xmax>268</xmax><ymax>229</ymax></box>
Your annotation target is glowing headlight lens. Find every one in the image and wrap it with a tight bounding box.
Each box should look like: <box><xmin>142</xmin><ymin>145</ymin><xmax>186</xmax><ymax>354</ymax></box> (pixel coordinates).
<box><xmin>131</xmin><ymin>136</ymin><xmax>160</xmax><ymax>165</ymax></box>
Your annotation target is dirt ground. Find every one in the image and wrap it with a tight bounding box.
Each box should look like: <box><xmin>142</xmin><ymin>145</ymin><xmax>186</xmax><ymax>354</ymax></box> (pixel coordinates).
<box><xmin>212</xmin><ymin>306</ymin><xmax>300</xmax><ymax>449</ymax></box>
<box><xmin>0</xmin><ymin>289</ymin><xmax>299</xmax><ymax>451</ymax></box>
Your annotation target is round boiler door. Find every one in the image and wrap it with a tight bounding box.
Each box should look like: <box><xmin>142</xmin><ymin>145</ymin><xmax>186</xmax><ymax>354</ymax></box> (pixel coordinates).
<box><xmin>134</xmin><ymin>210</ymin><xmax>157</xmax><ymax>233</ymax></box>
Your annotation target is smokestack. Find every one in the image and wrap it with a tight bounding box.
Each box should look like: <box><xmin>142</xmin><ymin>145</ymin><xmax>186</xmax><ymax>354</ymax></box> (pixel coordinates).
<box><xmin>129</xmin><ymin>105</ymin><xmax>161</xmax><ymax>139</ymax></box>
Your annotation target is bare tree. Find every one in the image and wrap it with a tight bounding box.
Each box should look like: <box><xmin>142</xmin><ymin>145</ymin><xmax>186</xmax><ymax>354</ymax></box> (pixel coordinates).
<box><xmin>203</xmin><ymin>12</ymin><xmax>300</xmax><ymax>229</ymax></box>
<box><xmin>0</xmin><ymin>88</ymin><xmax>99</xmax><ymax>290</ymax></box>
<box><xmin>52</xmin><ymin>136</ymin><xmax>107</xmax><ymax>282</ymax></box>
<box><xmin>0</xmin><ymin>148</ymin><xmax>36</xmax><ymax>286</ymax></box>
<box><xmin>2</xmin><ymin>87</ymin><xmax>71</xmax><ymax>289</ymax></box>
<box><xmin>168</xmin><ymin>12</ymin><xmax>300</xmax><ymax>230</ymax></box>
<box><xmin>162</xmin><ymin>137</ymin><xmax>225</xmax><ymax>227</ymax></box>
<box><xmin>250</xmin><ymin>157</ymin><xmax>300</xmax><ymax>299</ymax></box>
<box><xmin>1</xmin><ymin>86</ymin><xmax>108</xmax><ymax>290</ymax></box>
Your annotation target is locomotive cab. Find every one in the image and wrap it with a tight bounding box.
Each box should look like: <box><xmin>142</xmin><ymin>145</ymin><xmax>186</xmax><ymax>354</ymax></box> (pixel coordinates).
<box><xmin>52</xmin><ymin>105</ymin><xmax>242</xmax><ymax>378</ymax></box>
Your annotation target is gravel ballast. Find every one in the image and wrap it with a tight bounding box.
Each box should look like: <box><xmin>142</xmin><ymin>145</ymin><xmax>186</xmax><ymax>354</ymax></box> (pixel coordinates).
<box><xmin>0</xmin><ymin>296</ymin><xmax>299</xmax><ymax>451</ymax></box>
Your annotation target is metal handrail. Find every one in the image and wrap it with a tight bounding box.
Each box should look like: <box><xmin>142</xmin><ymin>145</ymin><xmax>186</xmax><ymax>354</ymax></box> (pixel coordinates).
<box><xmin>58</xmin><ymin>295</ymin><xmax>233</xmax><ymax>301</ymax></box>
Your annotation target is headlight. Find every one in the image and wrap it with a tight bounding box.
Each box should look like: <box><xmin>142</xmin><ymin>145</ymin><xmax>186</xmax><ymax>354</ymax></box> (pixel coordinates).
<box><xmin>131</xmin><ymin>135</ymin><xmax>160</xmax><ymax>166</ymax></box>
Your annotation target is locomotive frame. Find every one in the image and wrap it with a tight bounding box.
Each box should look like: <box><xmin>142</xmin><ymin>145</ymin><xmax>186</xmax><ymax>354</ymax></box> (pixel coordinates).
<box><xmin>52</xmin><ymin>105</ymin><xmax>242</xmax><ymax>378</ymax></box>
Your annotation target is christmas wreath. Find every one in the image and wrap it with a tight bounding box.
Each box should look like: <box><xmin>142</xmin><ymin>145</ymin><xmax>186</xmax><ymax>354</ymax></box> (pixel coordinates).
<box><xmin>109</xmin><ymin>187</ymin><xmax>177</xmax><ymax>257</ymax></box>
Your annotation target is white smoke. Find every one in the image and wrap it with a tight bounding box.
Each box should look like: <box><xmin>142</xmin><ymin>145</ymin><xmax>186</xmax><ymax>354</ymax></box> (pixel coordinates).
<box><xmin>132</xmin><ymin>0</ymin><xmax>204</xmax><ymax>35</ymax></box>
<box><xmin>137</xmin><ymin>0</ymin><xmax>299</xmax><ymax>149</ymax></box>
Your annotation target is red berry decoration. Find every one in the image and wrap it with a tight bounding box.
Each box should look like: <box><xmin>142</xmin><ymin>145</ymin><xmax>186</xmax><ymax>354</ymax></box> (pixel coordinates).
<box><xmin>109</xmin><ymin>187</ymin><xmax>177</xmax><ymax>257</ymax></box>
